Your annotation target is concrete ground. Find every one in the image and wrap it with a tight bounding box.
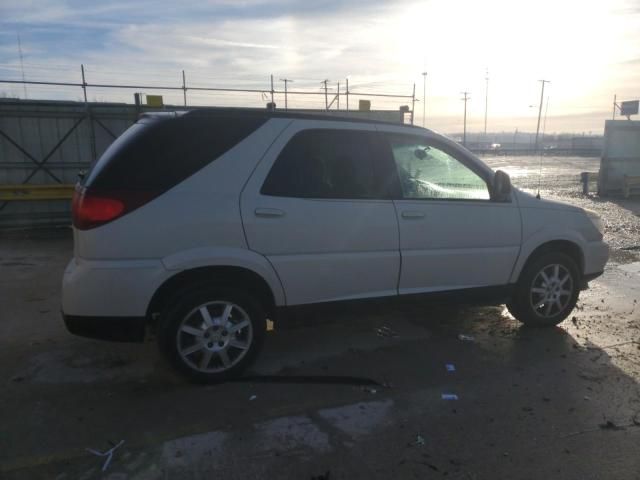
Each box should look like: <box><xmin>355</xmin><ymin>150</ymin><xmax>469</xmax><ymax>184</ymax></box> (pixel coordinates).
<box><xmin>2</xmin><ymin>160</ymin><xmax>640</xmax><ymax>479</ymax></box>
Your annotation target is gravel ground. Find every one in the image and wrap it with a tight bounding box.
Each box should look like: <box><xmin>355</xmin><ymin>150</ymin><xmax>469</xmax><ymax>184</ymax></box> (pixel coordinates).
<box><xmin>484</xmin><ymin>155</ymin><xmax>640</xmax><ymax>253</ymax></box>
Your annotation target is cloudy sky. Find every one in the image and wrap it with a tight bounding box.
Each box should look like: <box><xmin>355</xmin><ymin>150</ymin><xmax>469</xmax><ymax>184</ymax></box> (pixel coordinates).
<box><xmin>1</xmin><ymin>0</ymin><xmax>638</xmax><ymax>133</ymax></box>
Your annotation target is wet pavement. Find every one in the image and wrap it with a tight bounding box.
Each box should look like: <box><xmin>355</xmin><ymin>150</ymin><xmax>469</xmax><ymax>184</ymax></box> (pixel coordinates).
<box><xmin>1</xmin><ymin>156</ymin><xmax>639</xmax><ymax>479</ymax></box>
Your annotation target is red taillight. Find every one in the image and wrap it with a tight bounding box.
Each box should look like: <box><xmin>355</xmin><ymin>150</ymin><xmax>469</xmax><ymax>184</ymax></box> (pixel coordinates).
<box><xmin>72</xmin><ymin>187</ymin><xmax>156</xmax><ymax>230</ymax></box>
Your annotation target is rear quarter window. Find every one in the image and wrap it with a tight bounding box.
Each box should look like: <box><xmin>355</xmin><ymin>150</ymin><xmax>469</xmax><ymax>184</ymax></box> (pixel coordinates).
<box><xmin>84</xmin><ymin>114</ymin><xmax>266</xmax><ymax>191</ymax></box>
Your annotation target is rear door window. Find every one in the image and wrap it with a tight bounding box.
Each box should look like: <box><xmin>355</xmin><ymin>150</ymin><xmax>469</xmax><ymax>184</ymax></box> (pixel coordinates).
<box><xmin>261</xmin><ymin>129</ymin><xmax>380</xmax><ymax>199</ymax></box>
<box><xmin>84</xmin><ymin>113</ymin><xmax>266</xmax><ymax>191</ymax></box>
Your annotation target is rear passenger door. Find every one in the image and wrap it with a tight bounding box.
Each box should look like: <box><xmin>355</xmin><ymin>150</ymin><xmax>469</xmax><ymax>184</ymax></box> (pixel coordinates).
<box><xmin>240</xmin><ymin>121</ymin><xmax>400</xmax><ymax>306</ymax></box>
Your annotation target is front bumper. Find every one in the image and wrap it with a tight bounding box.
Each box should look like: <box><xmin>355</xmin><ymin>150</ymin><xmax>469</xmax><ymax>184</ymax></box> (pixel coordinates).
<box><xmin>63</xmin><ymin>313</ymin><xmax>146</xmax><ymax>342</ymax></box>
<box><xmin>584</xmin><ymin>240</ymin><xmax>609</xmax><ymax>277</ymax></box>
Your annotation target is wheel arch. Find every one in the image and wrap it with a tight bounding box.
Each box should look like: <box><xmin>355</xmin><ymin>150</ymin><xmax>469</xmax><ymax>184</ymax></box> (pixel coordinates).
<box><xmin>147</xmin><ymin>265</ymin><xmax>278</xmax><ymax>325</ymax></box>
<box><xmin>512</xmin><ymin>239</ymin><xmax>585</xmax><ymax>284</ymax></box>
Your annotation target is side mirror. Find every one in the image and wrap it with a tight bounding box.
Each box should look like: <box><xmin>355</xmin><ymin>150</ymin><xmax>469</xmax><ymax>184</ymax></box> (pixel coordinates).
<box><xmin>414</xmin><ymin>148</ymin><xmax>427</xmax><ymax>160</ymax></box>
<box><xmin>493</xmin><ymin>170</ymin><xmax>512</xmax><ymax>201</ymax></box>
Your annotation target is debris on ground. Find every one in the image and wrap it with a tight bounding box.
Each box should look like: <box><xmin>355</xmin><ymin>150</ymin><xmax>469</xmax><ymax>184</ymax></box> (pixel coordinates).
<box><xmin>361</xmin><ymin>386</ymin><xmax>377</xmax><ymax>394</ymax></box>
<box><xmin>311</xmin><ymin>470</ymin><xmax>331</xmax><ymax>480</ymax></box>
<box><xmin>445</xmin><ymin>363</ymin><xmax>456</xmax><ymax>372</ymax></box>
<box><xmin>458</xmin><ymin>334</ymin><xmax>475</xmax><ymax>342</ymax></box>
<box><xmin>413</xmin><ymin>434</ymin><xmax>425</xmax><ymax>446</ymax></box>
<box><xmin>442</xmin><ymin>393</ymin><xmax>459</xmax><ymax>400</ymax></box>
<box><xmin>10</xmin><ymin>375</ymin><xmax>25</xmax><ymax>383</ymax></box>
<box><xmin>249</xmin><ymin>395</ymin><xmax>257</xmax><ymax>401</ymax></box>
<box><xmin>86</xmin><ymin>440</ymin><xmax>125</xmax><ymax>472</ymax></box>
<box><xmin>599</xmin><ymin>420</ymin><xmax>624</xmax><ymax>431</ymax></box>
<box><xmin>376</xmin><ymin>326</ymin><xmax>398</xmax><ymax>338</ymax></box>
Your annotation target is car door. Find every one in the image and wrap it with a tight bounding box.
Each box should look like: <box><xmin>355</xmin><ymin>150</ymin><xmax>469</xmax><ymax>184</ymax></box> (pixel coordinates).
<box><xmin>378</xmin><ymin>128</ymin><xmax>522</xmax><ymax>294</ymax></box>
<box><xmin>240</xmin><ymin>120</ymin><xmax>400</xmax><ymax>306</ymax></box>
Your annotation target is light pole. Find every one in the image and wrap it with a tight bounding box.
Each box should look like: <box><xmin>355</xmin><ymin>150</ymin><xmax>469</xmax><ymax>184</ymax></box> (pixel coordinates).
<box><xmin>421</xmin><ymin>71</ymin><xmax>428</xmax><ymax>127</ymax></box>
<box><xmin>461</xmin><ymin>91</ymin><xmax>470</xmax><ymax>146</ymax></box>
<box><xmin>534</xmin><ymin>80</ymin><xmax>550</xmax><ymax>153</ymax></box>
<box><xmin>484</xmin><ymin>69</ymin><xmax>489</xmax><ymax>137</ymax></box>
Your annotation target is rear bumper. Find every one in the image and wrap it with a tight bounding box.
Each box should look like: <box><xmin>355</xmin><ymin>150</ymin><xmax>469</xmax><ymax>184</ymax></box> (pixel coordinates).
<box><xmin>63</xmin><ymin>313</ymin><xmax>146</xmax><ymax>342</ymax></box>
<box><xmin>62</xmin><ymin>257</ymin><xmax>167</xmax><ymax>317</ymax></box>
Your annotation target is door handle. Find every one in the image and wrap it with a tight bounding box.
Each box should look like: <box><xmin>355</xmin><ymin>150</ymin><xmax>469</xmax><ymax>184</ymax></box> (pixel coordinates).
<box><xmin>255</xmin><ymin>208</ymin><xmax>285</xmax><ymax>218</ymax></box>
<box><xmin>401</xmin><ymin>211</ymin><xmax>425</xmax><ymax>219</ymax></box>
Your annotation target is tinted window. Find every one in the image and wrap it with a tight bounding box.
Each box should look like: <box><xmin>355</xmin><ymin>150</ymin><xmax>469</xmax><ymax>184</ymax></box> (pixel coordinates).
<box><xmin>84</xmin><ymin>113</ymin><xmax>266</xmax><ymax>191</ymax></box>
<box><xmin>261</xmin><ymin>129</ymin><xmax>378</xmax><ymax>199</ymax></box>
<box><xmin>387</xmin><ymin>134</ymin><xmax>490</xmax><ymax>200</ymax></box>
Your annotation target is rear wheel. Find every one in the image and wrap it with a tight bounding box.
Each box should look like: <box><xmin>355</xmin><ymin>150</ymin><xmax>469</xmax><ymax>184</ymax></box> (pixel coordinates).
<box><xmin>507</xmin><ymin>252</ymin><xmax>580</xmax><ymax>327</ymax></box>
<box><xmin>157</xmin><ymin>287</ymin><xmax>266</xmax><ymax>382</ymax></box>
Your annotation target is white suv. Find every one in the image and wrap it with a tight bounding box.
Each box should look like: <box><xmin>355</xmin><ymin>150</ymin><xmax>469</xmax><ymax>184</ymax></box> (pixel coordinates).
<box><xmin>62</xmin><ymin>109</ymin><xmax>608</xmax><ymax>382</ymax></box>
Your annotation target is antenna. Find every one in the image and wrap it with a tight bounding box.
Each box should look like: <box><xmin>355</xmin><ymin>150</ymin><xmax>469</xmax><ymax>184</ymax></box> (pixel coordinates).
<box><xmin>17</xmin><ymin>33</ymin><xmax>27</xmax><ymax>99</ymax></box>
<box><xmin>534</xmin><ymin>80</ymin><xmax>550</xmax><ymax>153</ymax></box>
<box><xmin>536</xmin><ymin>95</ymin><xmax>551</xmax><ymax>199</ymax></box>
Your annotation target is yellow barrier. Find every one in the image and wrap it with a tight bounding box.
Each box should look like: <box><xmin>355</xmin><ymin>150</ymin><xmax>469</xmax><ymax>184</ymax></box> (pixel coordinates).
<box><xmin>0</xmin><ymin>184</ymin><xmax>75</xmax><ymax>201</ymax></box>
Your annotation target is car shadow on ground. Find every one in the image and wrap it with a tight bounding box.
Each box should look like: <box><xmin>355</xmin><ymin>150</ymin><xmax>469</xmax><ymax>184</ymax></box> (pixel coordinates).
<box><xmin>5</xmin><ymin>300</ymin><xmax>640</xmax><ymax>479</ymax></box>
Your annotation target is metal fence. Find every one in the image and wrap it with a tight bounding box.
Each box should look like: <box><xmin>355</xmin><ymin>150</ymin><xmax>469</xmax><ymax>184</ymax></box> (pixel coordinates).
<box><xmin>0</xmin><ymin>65</ymin><xmax>416</xmax><ymax>116</ymax></box>
<box><xmin>0</xmin><ymin>68</ymin><xmax>416</xmax><ymax>228</ymax></box>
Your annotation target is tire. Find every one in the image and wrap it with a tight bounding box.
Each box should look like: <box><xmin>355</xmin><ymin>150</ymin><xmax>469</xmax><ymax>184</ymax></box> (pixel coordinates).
<box><xmin>157</xmin><ymin>287</ymin><xmax>266</xmax><ymax>383</ymax></box>
<box><xmin>507</xmin><ymin>252</ymin><xmax>580</xmax><ymax>327</ymax></box>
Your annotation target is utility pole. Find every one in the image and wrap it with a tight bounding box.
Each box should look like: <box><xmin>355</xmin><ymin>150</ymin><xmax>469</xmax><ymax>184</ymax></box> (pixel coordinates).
<box><xmin>270</xmin><ymin>75</ymin><xmax>275</xmax><ymax>106</ymax></box>
<box><xmin>81</xmin><ymin>64</ymin><xmax>96</xmax><ymax>161</ymax></box>
<box><xmin>17</xmin><ymin>33</ymin><xmax>27</xmax><ymax>99</ymax></box>
<box><xmin>346</xmin><ymin>78</ymin><xmax>350</xmax><ymax>112</ymax></box>
<box><xmin>484</xmin><ymin>68</ymin><xmax>489</xmax><ymax>137</ymax></box>
<box><xmin>182</xmin><ymin>70</ymin><xmax>187</xmax><ymax>106</ymax></box>
<box><xmin>534</xmin><ymin>80</ymin><xmax>550</xmax><ymax>153</ymax></box>
<box><xmin>321</xmin><ymin>79</ymin><xmax>329</xmax><ymax>110</ymax></box>
<box><xmin>280</xmin><ymin>78</ymin><xmax>292</xmax><ymax>110</ymax></box>
<box><xmin>461</xmin><ymin>91</ymin><xmax>470</xmax><ymax>146</ymax></box>
<box><xmin>411</xmin><ymin>83</ymin><xmax>416</xmax><ymax>125</ymax></box>
<box><xmin>421</xmin><ymin>71</ymin><xmax>427</xmax><ymax>127</ymax></box>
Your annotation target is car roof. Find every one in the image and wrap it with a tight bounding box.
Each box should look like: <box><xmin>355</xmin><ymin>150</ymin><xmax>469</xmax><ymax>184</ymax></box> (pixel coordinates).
<box><xmin>140</xmin><ymin>107</ymin><xmax>431</xmax><ymax>131</ymax></box>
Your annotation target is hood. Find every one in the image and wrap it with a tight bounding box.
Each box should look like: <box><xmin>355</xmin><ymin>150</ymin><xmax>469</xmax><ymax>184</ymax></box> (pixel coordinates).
<box><xmin>513</xmin><ymin>188</ymin><xmax>582</xmax><ymax>212</ymax></box>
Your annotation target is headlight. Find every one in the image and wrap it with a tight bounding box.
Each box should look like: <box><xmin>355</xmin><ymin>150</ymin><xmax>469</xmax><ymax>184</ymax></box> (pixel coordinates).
<box><xmin>584</xmin><ymin>209</ymin><xmax>604</xmax><ymax>234</ymax></box>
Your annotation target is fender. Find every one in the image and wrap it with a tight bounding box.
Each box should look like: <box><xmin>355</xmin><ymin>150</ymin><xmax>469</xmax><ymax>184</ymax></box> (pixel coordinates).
<box><xmin>161</xmin><ymin>246</ymin><xmax>286</xmax><ymax>305</ymax></box>
<box><xmin>509</xmin><ymin>226</ymin><xmax>587</xmax><ymax>283</ymax></box>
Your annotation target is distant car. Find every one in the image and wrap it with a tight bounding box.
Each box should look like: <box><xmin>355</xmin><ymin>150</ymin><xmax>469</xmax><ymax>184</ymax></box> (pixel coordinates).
<box><xmin>62</xmin><ymin>109</ymin><xmax>609</xmax><ymax>382</ymax></box>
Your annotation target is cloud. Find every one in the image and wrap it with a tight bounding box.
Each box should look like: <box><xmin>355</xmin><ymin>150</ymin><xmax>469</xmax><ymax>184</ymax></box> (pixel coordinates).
<box><xmin>0</xmin><ymin>0</ymin><xmax>638</xmax><ymax>133</ymax></box>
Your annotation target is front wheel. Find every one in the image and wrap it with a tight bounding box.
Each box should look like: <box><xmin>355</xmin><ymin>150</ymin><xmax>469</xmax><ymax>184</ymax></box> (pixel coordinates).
<box><xmin>507</xmin><ymin>252</ymin><xmax>580</xmax><ymax>327</ymax></box>
<box><xmin>157</xmin><ymin>287</ymin><xmax>266</xmax><ymax>383</ymax></box>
